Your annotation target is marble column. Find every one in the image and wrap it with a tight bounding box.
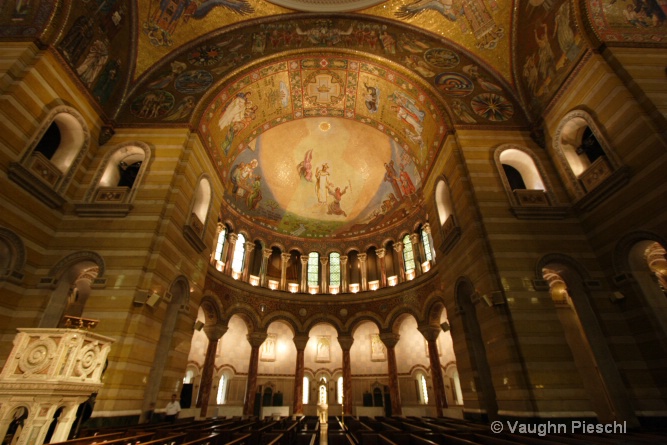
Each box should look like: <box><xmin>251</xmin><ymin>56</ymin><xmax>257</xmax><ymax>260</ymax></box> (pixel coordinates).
<box><xmin>224</xmin><ymin>233</ymin><xmax>238</xmax><ymax>276</ymax></box>
<box><xmin>243</xmin><ymin>331</ymin><xmax>268</xmax><ymax>416</ymax></box>
<box><xmin>260</xmin><ymin>248</ymin><xmax>272</xmax><ymax>287</ymax></box>
<box><xmin>410</xmin><ymin>233</ymin><xmax>423</xmax><ymax>276</ymax></box>
<box><xmin>394</xmin><ymin>242</ymin><xmax>406</xmax><ymax>283</ymax></box>
<box><xmin>377</xmin><ymin>248</ymin><xmax>387</xmax><ymax>288</ymax></box>
<box><xmin>340</xmin><ymin>255</ymin><xmax>349</xmax><ymax>293</ymax></box>
<box><xmin>338</xmin><ymin>336</ymin><xmax>354</xmax><ymax>416</ymax></box>
<box><xmin>380</xmin><ymin>332</ymin><xmax>402</xmax><ymax>416</ymax></box>
<box><xmin>280</xmin><ymin>252</ymin><xmax>291</xmax><ymax>291</ymax></box>
<box><xmin>199</xmin><ymin>324</ymin><xmax>228</xmax><ymax>417</ymax></box>
<box><xmin>300</xmin><ymin>256</ymin><xmax>309</xmax><ymax>292</ymax></box>
<box><xmin>320</xmin><ymin>257</ymin><xmax>329</xmax><ymax>294</ymax></box>
<box><xmin>358</xmin><ymin>253</ymin><xmax>368</xmax><ymax>291</ymax></box>
<box><xmin>242</xmin><ymin>241</ymin><xmax>255</xmax><ymax>282</ymax></box>
<box><xmin>292</xmin><ymin>335</ymin><xmax>309</xmax><ymax>415</ymax></box>
<box><xmin>418</xmin><ymin>324</ymin><xmax>448</xmax><ymax>417</ymax></box>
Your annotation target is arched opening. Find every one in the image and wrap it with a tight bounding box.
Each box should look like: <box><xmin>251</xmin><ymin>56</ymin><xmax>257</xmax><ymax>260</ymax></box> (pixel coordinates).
<box><xmin>190</xmin><ymin>177</ymin><xmax>212</xmax><ymax>233</ymax></box>
<box><xmin>39</xmin><ymin>257</ymin><xmax>101</xmax><ymax>328</ymax></box>
<box><xmin>2</xmin><ymin>407</ymin><xmax>28</xmax><ymax>445</ymax></box>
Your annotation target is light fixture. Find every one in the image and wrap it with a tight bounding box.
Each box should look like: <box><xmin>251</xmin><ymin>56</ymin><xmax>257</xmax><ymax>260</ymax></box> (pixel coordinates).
<box><xmin>368</xmin><ymin>280</ymin><xmax>379</xmax><ymax>291</ymax></box>
<box><xmin>268</xmin><ymin>280</ymin><xmax>279</xmax><ymax>290</ymax></box>
<box><xmin>249</xmin><ymin>275</ymin><xmax>259</xmax><ymax>286</ymax></box>
<box><xmin>349</xmin><ymin>283</ymin><xmax>359</xmax><ymax>293</ymax></box>
<box><xmin>329</xmin><ymin>285</ymin><xmax>339</xmax><ymax>295</ymax></box>
<box><xmin>308</xmin><ymin>285</ymin><xmax>318</xmax><ymax>294</ymax></box>
<box><xmin>288</xmin><ymin>283</ymin><xmax>299</xmax><ymax>293</ymax></box>
<box><xmin>231</xmin><ymin>270</ymin><xmax>241</xmax><ymax>280</ymax></box>
<box><xmin>406</xmin><ymin>270</ymin><xmax>416</xmax><ymax>281</ymax></box>
<box><xmin>388</xmin><ymin>276</ymin><xmax>398</xmax><ymax>286</ymax></box>
<box><xmin>421</xmin><ymin>261</ymin><xmax>431</xmax><ymax>272</ymax></box>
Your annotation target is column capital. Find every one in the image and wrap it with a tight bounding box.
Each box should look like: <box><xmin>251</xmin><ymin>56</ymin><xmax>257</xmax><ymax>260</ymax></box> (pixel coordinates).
<box><xmin>281</xmin><ymin>252</ymin><xmax>292</xmax><ymax>261</ymax></box>
<box><xmin>379</xmin><ymin>332</ymin><xmax>400</xmax><ymax>349</ymax></box>
<box><xmin>203</xmin><ymin>324</ymin><xmax>228</xmax><ymax>340</ymax></box>
<box><xmin>293</xmin><ymin>335</ymin><xmax>310</xmax><ymax>350</ymax></box>
<box><xmin>376</xmin><ymin>248</ymin><xmax>386</xmax><ymax>258</ymax></box>
<box><xmin>409</xmin><ymin>232</ymin><xmax>420</xmax><ymax>244</ymax></box>
<box><xmin>340</xmin><ymin>255</ymin><xmax>348</xmax><ymax>263</ymax></box>
<box><xmin>393</xmin><ymin>242</ymin><xmax>404</xmax><ymax>253</ymax></box>
<box><xmin>245</xmin><ymin>241</ymin><xmax>255</xmax><ymax>252</ymax></box>
<box><xmin>263</xmin><ymin>248</ymin><xmax>273</xmax><ymax>258</ymax></box>
<box><xmin>320</xmin><ymin>257</ymin><xmax>329</xmax><ymax>266</ymax></box>
<box><xmin>300</xmin><ymin>256</ymin><xmax>309</xmax><ymax>265</ymax></box>
<box><xmin>228</xmin><ymin>233</ymin><xmax>238</xmax><ymax>242</ymax></box>
<box><xmin>358</xmin><ymin>253</ymin><xmax>367</xmax><ymax>262</ymax></box>
<box><xmin>247</xmin><ymin>331</ymin><xmax>268</xmax><ymax>348</ymax></box>
<box><xmin>337</xmin><ymin>335</ymin><xmax>354</xmax><ymax>351</ymax></box>
<box><xmin>422</xmin><ymin>223</ymin><xmax>431</xmax><ymax>235</ymax></box>
<box><xmin>417</xmin><ymin>324</ymin><xmax>441</xmax><ymax>342</ymax></box>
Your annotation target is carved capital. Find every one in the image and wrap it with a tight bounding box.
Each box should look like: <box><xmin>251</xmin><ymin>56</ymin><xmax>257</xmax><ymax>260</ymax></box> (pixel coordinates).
<box><xmin>293</xmin><ymin>335</ymin><xmax>310</xmax><ymax>350</ymax></box>
<box><xmin>417</xmin><ymin>324</ymin><xmax>441</xmax><ymax>342</ymax></box>
<box><xmin>247</xmin><ymin>331</ymin><xmax>268</xmax><ymax>348</ymax></box>
<box><xmin>337</xmin><ymin>335</ymin><xmax>354</xmax><ymax>351</ymax></box>
<box><xmin>203</xmin><ymin>324</ymin><xmax>228</xmax><ymax>341</ymax></box>
<box><xmin>379</xmin><ymin>332</ymin><xmax>400</xmax><ymax>349</ymax></box>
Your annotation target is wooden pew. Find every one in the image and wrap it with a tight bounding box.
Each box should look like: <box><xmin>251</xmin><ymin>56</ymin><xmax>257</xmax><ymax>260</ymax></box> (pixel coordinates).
<box><xmin>180</xmin><ymin>433</ymin><xmax>221</xmax><ymax>445</ymax></box>
<box><xmin>49</xmin><ymin>432</ymin><xmax>155</xmax><ymax>445</ymax></box>
<box><xmin>45</xmin><ymin>431</ymin><xmax>125</xmax><ymax>444</ymax></box>
<box><xmin>125</xmin><ymin>433</ymin><xmax>187</xmax><ymax>445</ymax></box>
<box><xmin>295</xmin><ymin>432</ymin><xmax>316</xmax><ymax>445</ymax></box>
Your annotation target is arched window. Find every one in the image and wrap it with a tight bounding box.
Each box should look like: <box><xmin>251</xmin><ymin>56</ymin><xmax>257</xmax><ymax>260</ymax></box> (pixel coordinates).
<box><xmin>495</xmin><ymin>145</ymin><xmax>566</xmax><ymax>218</ymax></box>
<box><xmin>329</xmin><ymin>252</ymin><xmax>341</xmax><ymax>289</ymax></box>
<box><xmin>189</xmin><ymin>177</ymin><xmax>212</xmax><ymax>234</ymax></box>
<box><xmin>402</xmin><ymin>234</ymin><xmax>415</xmax><ymax>273</ymax></box>
<box><xmin>214</xmin><ymin>226</ymin><xmax>227</xmax><ymax>263</ymax></box>
<box><xmin>10</xmin><ymin>108</ymin><xmax>89</xmax><ymax>208</ymax></box>
<box><xmin>419</xmin><ymin>374</ymin><xmax>429</xmax><ymax>404</ymax></box>
<box><xmin>421</xmin><ymin>229</ymin><xmax>433</xmax><ymax>262</ymax></box>
<box><xmin>231</xmin><ymin>233</ymin><xmax>246</xmax><ymax>274</ymax></box>
<box><xmin>554</xmin><ymin>110</ymin><xmax>629</xmax><ymax>209</ymax></box>
<box><xmin>217</xmin><ymin>374</ymin><xmax>228</xmax><ymax>404</ymax></box>
<box><xmin>337</xmin><ymin>376</ymin><xmax>344</xmax><ymax>405</ymax></box>
<box><xmin>302</xmin><ymin>376</ymin><xmax>310</xmax><ymax>404</ymax></box>
<box><xmin>308</xmin><ymin>252</ymin><xmax>319</xmax><ymax>287</ymax></box>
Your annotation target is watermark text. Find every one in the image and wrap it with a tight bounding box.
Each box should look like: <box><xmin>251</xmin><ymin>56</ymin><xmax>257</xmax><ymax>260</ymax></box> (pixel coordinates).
<box><xmin>490</xmin><ymin>420</ymin><xmax>626</xmax><ymax>436</ymax></box>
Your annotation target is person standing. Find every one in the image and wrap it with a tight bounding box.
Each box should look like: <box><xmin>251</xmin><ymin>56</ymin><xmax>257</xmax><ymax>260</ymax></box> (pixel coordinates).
<box><xmin>165</xmin><ymin>394</ymin><xmax>181</xmax><ymax>423</ymax></box>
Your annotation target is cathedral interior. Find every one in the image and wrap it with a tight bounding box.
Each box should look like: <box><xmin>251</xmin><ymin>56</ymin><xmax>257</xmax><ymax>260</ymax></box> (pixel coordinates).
<box><xmin>1</xmin><ymin>0</ymin><xmax>667</xmax><ymax>443</ymax></box>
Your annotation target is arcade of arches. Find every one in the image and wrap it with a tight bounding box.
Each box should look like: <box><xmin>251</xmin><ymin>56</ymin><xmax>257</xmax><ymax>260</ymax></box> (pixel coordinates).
<box><xmin>1</xmin><ymin>1</ymin><xmax>667</xmax><ymax>444</ymax></box>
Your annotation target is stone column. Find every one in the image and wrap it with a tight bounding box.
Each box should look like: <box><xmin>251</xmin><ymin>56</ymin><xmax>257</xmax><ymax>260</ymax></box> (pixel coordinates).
<box><xmin>260</xmin><ymin>248</ymin><xmax>272</xmax><ymax>287</ymax></box>
<box><xmin>410</xmin><ymin>233</ymin><xmax>423</xmax><ymax>276</ymax></box>
<box><xmin>358</xmin><ymin>253</ymin><xmax>368</xmax><ymax>291</ymax></box>
<box><xmin>242</xmin><ymin>241</ymin><xmax>255</xmax><ymax>282</ymax></box>
<box><xmin>224</xmin><ymin>233</ymin><xmax>238</xmax><ymax>275</ymax></box>
<box><xmin>418</xmin><ymin>324</ymin><xmax>448</xmax><ymax>417</ymax></box>
<box><xmin>338</xmin><ymin>336</ymin><xmax>354</xmax><ymax>416</ymax></box>
<box><xmin>199</xmin><ymin>324</ymin><xmax>228</xmax><ymax>417</ymax></box>
<box><xmin>340</xmin><ymin>255</ymin><xmax>349</xmax><ymax>293</ymax></box>
<box><xmin>300</xmin><ymin>256</ymin><xmax>309</xmax><ymax>292</ymax></box>
<box><xmin>320</xmin><ymin>257</ymin><xmax>329</xmax><ymax>294</ymax></box>
<box><xmin>280</xmin><ymin>252</ymin><xmax>291</xmax><ymax>291</ymax></box>
<box><xmin>380</xmin><ymin>332</ymin><xmax>402</xmax><ymax>416</ymax></box>
<box><xmin>394</xmin><ymin>242</ymin><xmax>406</xmax><ymax>283</ymax></box>
<box><xmin>423</xmin><ymin>223</ymin><xmax>435</xmax><ymax>265</ymax></box>
<box><xmin>292</xmin><ymin>335</ymin><xmax>309</xmax><ymax>415</ymax></box>
<box><xmin>244</xmin><ymin>331</ymin><xmax>268</xmax><ymax>417</ymax></box>
<box><xmin>377</xmin><ymin>248</ymin><xmax>387</xmax><ymax>288</ymax></box>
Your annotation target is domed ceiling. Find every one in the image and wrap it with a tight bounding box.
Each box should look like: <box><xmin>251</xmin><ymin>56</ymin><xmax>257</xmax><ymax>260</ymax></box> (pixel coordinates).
<box><xmin>6</xmin><ymin>0</ymin><xmax>664</xmax><ymax>240</ymax></box>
